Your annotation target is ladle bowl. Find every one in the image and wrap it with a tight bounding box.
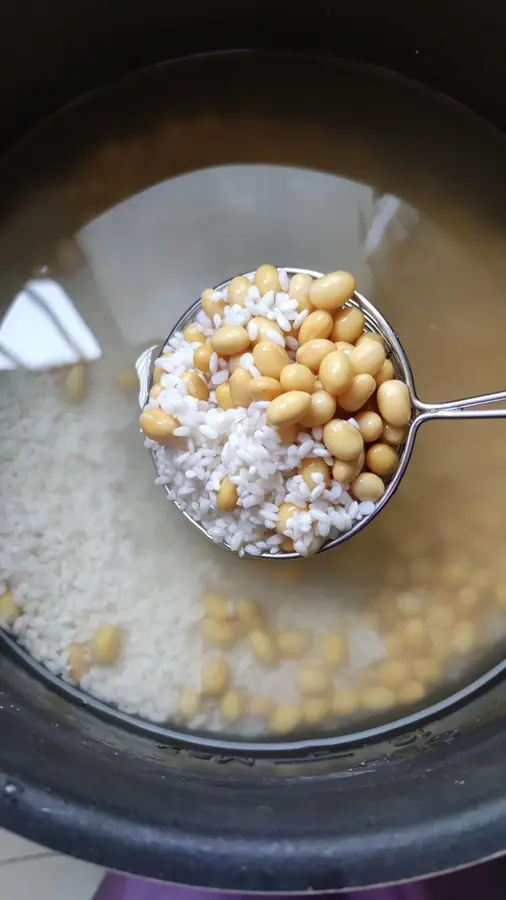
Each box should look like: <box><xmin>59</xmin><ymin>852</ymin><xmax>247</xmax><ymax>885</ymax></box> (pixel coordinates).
<box><xmin>137</xmin><ymin>267</ymin><xmax>506</xmax><ymax>558</ymax></box>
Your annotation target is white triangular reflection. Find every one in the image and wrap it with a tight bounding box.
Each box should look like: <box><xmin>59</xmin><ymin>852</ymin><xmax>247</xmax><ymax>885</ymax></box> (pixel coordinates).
<box><xmin>0</xmin><ymin>279</ymin><xmax>101</xmax><ymax>371</ymax></box>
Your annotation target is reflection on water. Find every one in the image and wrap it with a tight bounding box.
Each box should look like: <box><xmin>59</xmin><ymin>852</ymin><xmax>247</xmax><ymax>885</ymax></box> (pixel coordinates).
<box><xmin>0</xmin><ymin>279</ymin><xmax>101</xmax><ymax>370</ymax></box>
<box><xmin>1</xmin><ymin>54</ymin><xmax>506</xmax><ymax>739</ymax></box>
<box><xmin>76</xmin><ymin>165</ymin><xmax>375</xmax><ymax>345</ymax></box>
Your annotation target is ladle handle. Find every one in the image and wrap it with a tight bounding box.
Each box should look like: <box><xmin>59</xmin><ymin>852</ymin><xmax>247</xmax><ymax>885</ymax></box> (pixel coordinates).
<box><xmin>415</xmin><ymin>389</ymin><xmax>506</xmax><ymax>423</ymax></box>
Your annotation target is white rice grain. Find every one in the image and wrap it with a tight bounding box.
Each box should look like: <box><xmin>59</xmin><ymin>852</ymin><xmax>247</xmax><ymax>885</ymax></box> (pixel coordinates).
<box><xmin>267</xmin><ymin>329</ymin><xmax>285</xmax><ymax>347</ymax></box>
<box><xmin>247</xmin><ymin>322</ymin><xmax>259</xmax><ymax>341</ymax></box>
<box><xmin>278</xmin><ymin>268</ymin><xmax>289</xmax><ymax>291</ymax></box>
<box><xmin>293</xmin><ymin>309</ymin><xmax>309</xmax><ymax>329</ymax></box>
<box><xmin>211</xmin><ymin>370</ymin><xmax>229</xmax><ymax>385</ymax></box>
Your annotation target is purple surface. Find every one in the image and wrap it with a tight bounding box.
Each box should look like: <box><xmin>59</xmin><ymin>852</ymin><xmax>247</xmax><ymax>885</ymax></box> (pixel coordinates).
<box><xmin>93</xmin><ymin>875</ymin><xmax>429</xmax><ymax>900</ymax></box>
<box><xmin>93</xmin><ymin>856</ymin><xmax>506</xmax><ymax>900</ymax></box>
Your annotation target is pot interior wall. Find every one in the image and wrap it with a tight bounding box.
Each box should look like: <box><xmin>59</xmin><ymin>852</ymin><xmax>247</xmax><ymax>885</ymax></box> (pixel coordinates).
<box><xmin>1</xmin><ymin>1</ymin><xmax>506</xmax><ymax>149</ymax></box>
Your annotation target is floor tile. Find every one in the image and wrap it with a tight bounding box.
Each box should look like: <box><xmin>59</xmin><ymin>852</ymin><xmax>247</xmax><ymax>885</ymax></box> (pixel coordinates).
<box><xmin>0</xmin><ymin>826</ymin><xmax>48</xmax><ymax>862</ymax></box>
<box><xmin>0</xmin><ymin>853</ymin><xmax>104</xmax><ymax>900</ymax></box>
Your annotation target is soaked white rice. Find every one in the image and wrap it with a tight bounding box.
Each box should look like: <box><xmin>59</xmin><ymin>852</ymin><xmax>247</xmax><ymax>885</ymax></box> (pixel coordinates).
<box><xmin>0</xmin><ymin>365</ymin><xmax>387</xmax><ymax>734</ymax></box>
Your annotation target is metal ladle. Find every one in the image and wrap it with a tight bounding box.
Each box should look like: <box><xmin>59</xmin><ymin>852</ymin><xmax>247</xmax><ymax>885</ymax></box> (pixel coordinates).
<box><xmin>137</xmin><ymin>267</ymin><xmax>506</xmax><ymax>559</ymax></box>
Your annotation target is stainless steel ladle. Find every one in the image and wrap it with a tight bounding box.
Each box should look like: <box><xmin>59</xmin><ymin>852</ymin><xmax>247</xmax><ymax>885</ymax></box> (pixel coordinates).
<box><xmin>137</xmin><ymin>267</ymin><xmax>506</xmax><ymax>559</ymax></box>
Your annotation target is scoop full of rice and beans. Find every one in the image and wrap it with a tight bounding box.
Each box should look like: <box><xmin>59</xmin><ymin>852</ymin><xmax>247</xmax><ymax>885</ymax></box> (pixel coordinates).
<box><xmin>139</xmin><ymin>266</ymin><xmax>410</xmax><ymax>557</ymax></box>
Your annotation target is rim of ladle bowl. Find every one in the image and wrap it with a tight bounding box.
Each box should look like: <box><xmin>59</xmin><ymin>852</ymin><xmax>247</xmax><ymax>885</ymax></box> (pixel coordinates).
<box><xmin>147</xmin><ymin>268</ymin><xmax>420</xmax><ymax>560</ymax></box>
